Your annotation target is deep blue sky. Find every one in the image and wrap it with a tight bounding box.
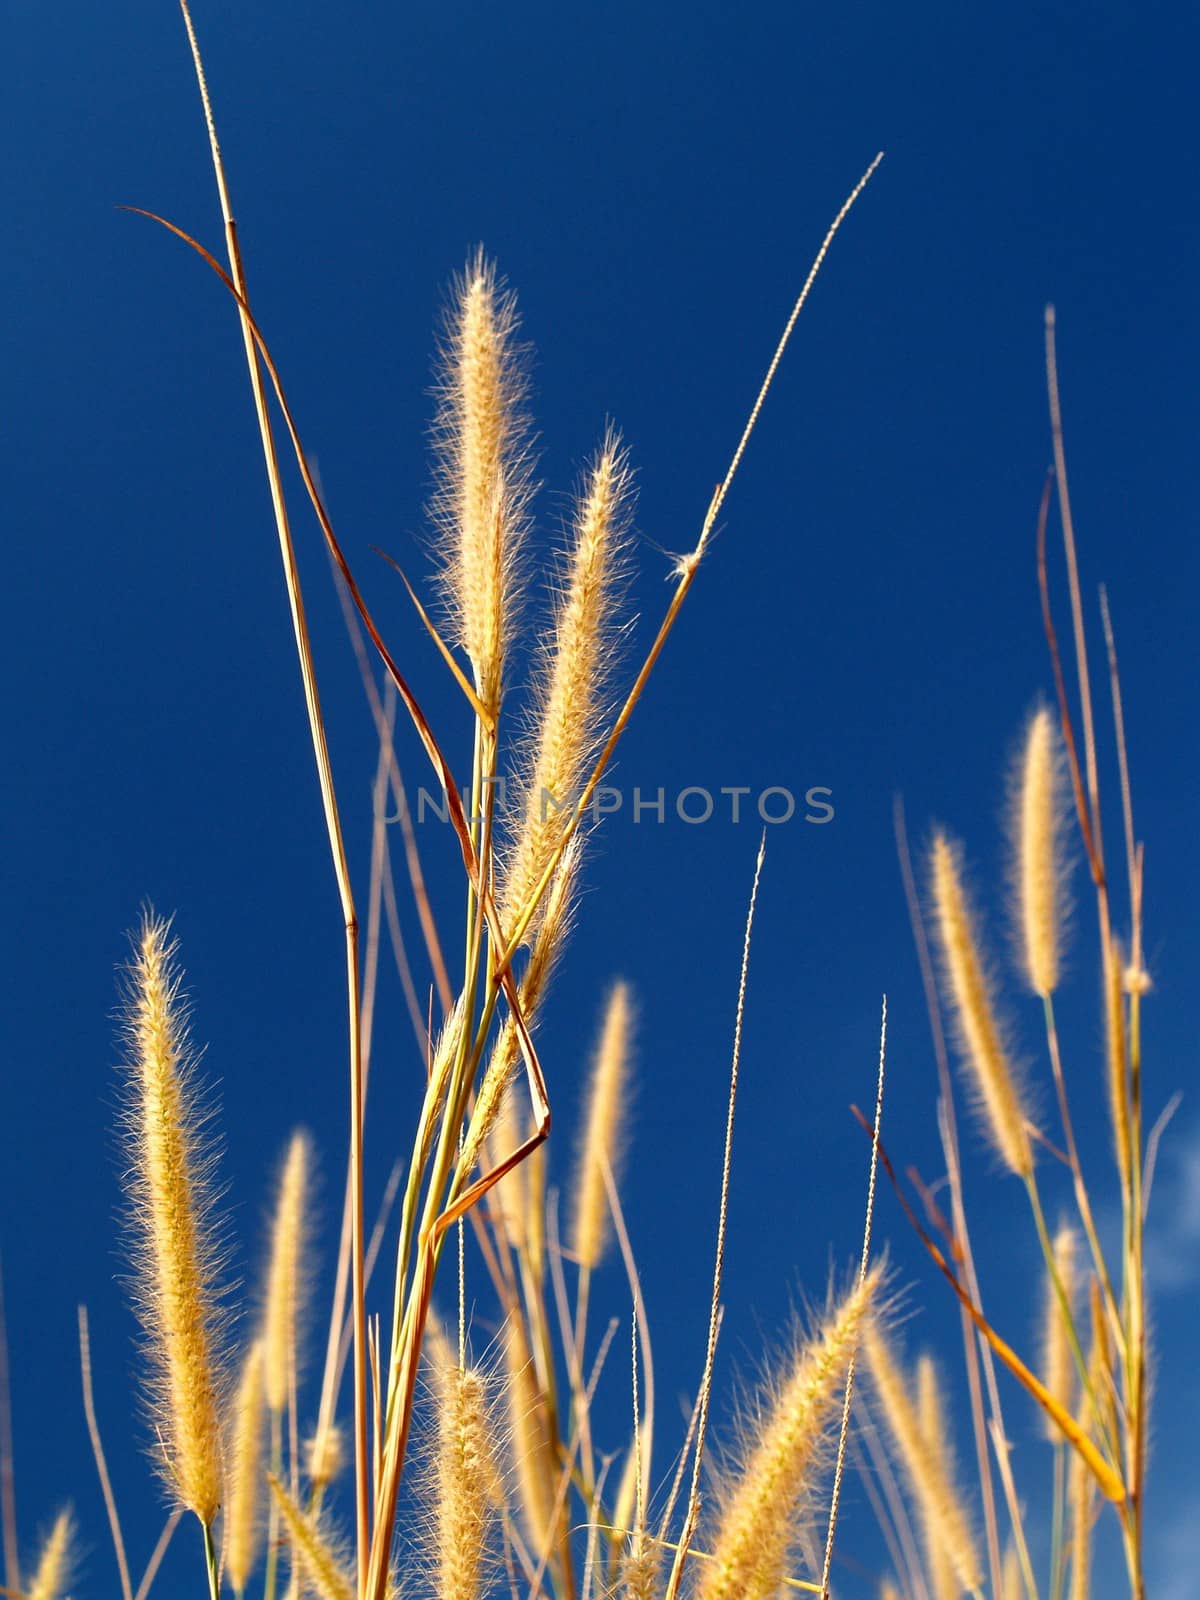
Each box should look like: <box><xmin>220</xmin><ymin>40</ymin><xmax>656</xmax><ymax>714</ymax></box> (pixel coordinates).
<box><xmin>2</xmin><ymin>3</ymin><xmax>1197</xmax><ymax>1597</ymax></box>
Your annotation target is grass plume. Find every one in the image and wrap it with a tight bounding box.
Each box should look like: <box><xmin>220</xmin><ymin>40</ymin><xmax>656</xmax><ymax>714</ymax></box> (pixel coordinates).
<box><xmin>269</xmin><ymin>1476</ymin><xmax>354</xmax><ymax>1600</ymax></box>
<box><xmin>694</xmin><ymin>1266</ymin><xmax>881</xmax><ymax>1600</ymax></box>
<box><xmin>432</xmin><ymin>251</ymin><xmax>533</xmax><ymax>713</ymax></box>
<box><xmin>118</xmin><ymin>913</ymin><xmax>226</xmax><ymax>1529</ymax></box>
<box><xmin>24</xmin><ymin>1508</ymin><xmax>74</xmax><ymax>1600</ymax></box>
<box><xmin>305</xmin><ymin>1424</ymin><xmax>344</xmax><ymax>1493</ymax></box>
<box><xmin>1013</xmin><ymin>705</ymin><xmax>1067</xmax><ymax>997</ymax></box>
<box><xmin>929</xmin><ymin>830</ymin><xmax>1034</xmax><ymax>1177</ymax></box>
<box><xmin>503</xmin><ymin>1312</ymin><xmax>560</xmax><ymax>1568</ymax></box>
<box><xmin>421</xmin><ymin>1326</ymin><xmax>502</xmax><ymax>1600</ymax></box>
<box><xmin>264</xmin><ymin>1130</ymin><xmax>312</xmax><ymax>1418</ymax></box>
<box><xmin>863</xmin><ymin>1325</ymin><xmax>983</xmax><ymax>1596</ymax></box>
<box><xmin>224</xmin><ymin>1339</ymin><xmax>265</xmax><ymax>1596</ymax></box>
<box><xmin>916</xmin><ymin>1355</ymin><xmax>959</xmax><ymax>1600</ymax></box>
<box><xmin>570</xmin><ymin>980</ymin><xmax>634</xmax><ymax>1273</ymax></box>
<box><xmin>501</xmin><ymin>436</ymin><xmax>634</xmax><ymax>940</ymax></box>
<box><xmin>1040</xmin><ymin>1224</ymin><xmax>1079</xmax><ymax>1441</ymax></box>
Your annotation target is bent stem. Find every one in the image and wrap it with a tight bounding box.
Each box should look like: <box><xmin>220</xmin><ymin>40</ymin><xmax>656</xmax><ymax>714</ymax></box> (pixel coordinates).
<box><xmin>176</xmin><ymin>2</ymin><xmax>370</xmax><ymax>1579</ymax></box>
<box><xmin>1022</xmin><ymin>1172</ymin><xmax>1118</xmax><ymax>1478</ymax></box>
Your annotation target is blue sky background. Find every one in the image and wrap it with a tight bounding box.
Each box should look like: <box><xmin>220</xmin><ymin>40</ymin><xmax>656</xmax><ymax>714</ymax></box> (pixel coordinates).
<box><xmin>2</xmin><ymin>2</ymin><xmax>1197</xmax><ymax>1596</ymax></box>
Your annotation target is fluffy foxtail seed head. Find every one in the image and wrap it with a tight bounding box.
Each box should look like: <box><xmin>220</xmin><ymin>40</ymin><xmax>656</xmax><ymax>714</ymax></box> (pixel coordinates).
<box><xmin>119</xmin><ymin>913</ymin><xmax>227</xmax><ymax>1525</ymax></box>
<box><xmin>620</xmin><ymin>1529</ymin><xmax>662</xmax><ymax>1600</ymax></box>
<box><xmin>26</xmin><ymin>1508</ymin><xmax>75</xmax><ymax>1600</ymax></box>
<box><xmin>863</xmin><ymin>1326</ymin><xmax>982</xmax><ymax>1595</ymax></box>
<box><xmin>695</xmin><ymin>1265</ymin><xmax>882</xmax><ymax>1600</ymax></box>
<box><xmin>264</xmin><ymin>1129</ymin><xmax>312</xmax><ymax>1416</ymax></box>
<box><xmin>1013</xmin><ymin>706</ymin><xmax>1068</xmax><ymax>996</ymax></box>
<box><xmin>570</xmin><ymin>980</ymin><xmax>634</xmax><ymax>1271</ymax></box>
<box><xmin>1040</xmin><ymin>1224</ymin><xmax>1079</xmax><ymax>1441</ymax></box>
<box><xmin>1067</xmin><ymin>1432</ymin><xmax>1095</xmax><ymax>1600</ymax></box>
<box><xmin>501</xmin><ymin>435</ymin><xmax>634</xmax><ymax>941</ymax></box>
<box><xmin>503</xmin><ymin>1314</ymin><xmax>559</xmax><ymax>1565</ymax></box>
<box><xmin>306</xmin><ymin>1423</ymin><xmax>344</xmax><ymax>1491</ymax></box>
<box><xmin>1001</xmin><ymin>1544</ymin><xmax>1024</xmax><ymax>1600</ymax></box>
<box><xmin>225</xmin><ymin>1339</ymin><xmax>266</xmax><ymax>1596</ymax></box>
<box><xmin>422</xmin><ymin>1328</ymin><xmax>503</xmax><ymax>1600</ymax></box>
<box><xmin>930</xmin><ymin>831</ymin><xmax>1034</xmax><ymax>1177</ymax></box>
<box><xmin>432</xmin><ymin>252</ymin><xmax>533</xmax><ymax>712</ymax></box>
<box><xmin>269</xmin><ymin>1476</ymin><xmax>354</xmax><ymax>1600</ymax></box>
<box><xmin>915</xmin><ymin>1356</ymin><xmax>958</xmax><ymax>1600</ymax></box>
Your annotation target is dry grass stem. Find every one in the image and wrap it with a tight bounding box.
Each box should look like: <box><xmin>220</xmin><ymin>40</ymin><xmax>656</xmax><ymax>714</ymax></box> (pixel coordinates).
<box><xmin>1104</xmin><ymin>936</ymin><xmax>1133</xmax><ymax>1193</ymax></box>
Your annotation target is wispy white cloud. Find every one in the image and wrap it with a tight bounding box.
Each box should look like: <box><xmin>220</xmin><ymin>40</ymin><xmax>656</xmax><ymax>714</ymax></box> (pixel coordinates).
<box><xmin>1149</xmin><ymin>1492</ymin><xmax>1200</xmax><ymax>1600</ymax></box>
<box><xmin>1144</xmin><ymin>1117</ymin><xmax>1200</xmax><ymax>1293</ymax></box>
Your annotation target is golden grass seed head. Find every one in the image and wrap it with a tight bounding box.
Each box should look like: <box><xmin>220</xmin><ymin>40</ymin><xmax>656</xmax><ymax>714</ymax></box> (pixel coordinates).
<box><xmin>225</xmin><ymin>1338</ymin><xmax>266</xmax><ymax>1595</ymax></box>
<box><xmin>263</xmin><ymin>1128</ymin><xmax>313</xmax><ymax>1415</ymax></box>
<box><xmin>1011</xmin><ymin>705</ymin><xmax>1069</xmax><ymax>997</ymax></box>
<box><xmin>915</xmin><ymin>1356</ymin><xmax>959</xmax><ymax>1600</ymax></box>
<box><xmin>118</xmin><ymin>912</ymin><xmax>228</xmax><ymax>1525</ymax></box>
<box><xmin>269</xmin><ymin>1476</ymin><xmax>355</xmax><ymax>1600</ymax></box>
<box><xmin>1001</xmin><ymin>1544</ymin><xmax>1023</xmax><ymax>1600</ymax></box>
<box><xmin>1067</xmin><ymin>1434</ymin><xmax>1096</xmax><ymax>1600</ymax></box>
<box><xmin>863</xmin><ymin>1326</ymin><xmax>982</xmax><ymax>1595</ymax></box>
<box><xmin>305</xmin><ymin>1422</ymin><xmax>345</xmax><ymax>1491</ymax></box>
<box><xmin>500</xmin><ymin>435</ymin><xmax>635</xmax><ymax>942</ymax></box>
<box><xmin>432</xmin><ymin>251</ymin><xmax>534</xmax><ymax>712</ymax></box>
<box><xmin>421</xmin><ymin>1327</ymin><xmax>504</xmax><ymax>1600</ymax></box>
<box><xmin>502</xmin><ymin>1313</ymin><xmax>560</xmax><ymax>1567</ymax></box>
<box><xmin>619</xmin><ymin>1529</ymin><xmax>662</xmax><ymax>1600</ymax></box>
<box><xmin>570</xmin><ymin>980</ymin><xmax>634</xmax><ymax>1272</ymax></box>
<box><xmin>25</xmin><ymin>1507</ymin><xmax>75</xmax><ymax>1600</ymax></box>
<box><xmin>695</xmin><ymin>1265</ymin><xmax>882</xmax><ymax>1600</ymax></box>
<box><xmin>930</xmin><ymin>830</ymin><xmax>1034</xmax><ymax>1177</ymax></box>
<box><xmin>1123</xmin><ymin>962</ymin><xmax>1152</xmax><ymax>996</ymax></box>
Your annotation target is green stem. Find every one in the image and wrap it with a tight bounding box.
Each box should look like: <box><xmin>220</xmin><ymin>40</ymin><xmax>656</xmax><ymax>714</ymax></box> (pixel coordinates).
<box><xmin>1049</xmin><ymin>1442</ymin><xmax>1065</xmax><ymax>1600</ymax></box>
<box><xmin>202</xmin><ymin>1517</ymin><xmax>220</xmax><ymax>1600</ymax></box>
<box><xmin>1126</xmin><ymin>987</ymin><xmax>1147</xmax><ymax>1600</ymax></box>
<box><xmin>1041</xmin><ymin>995</ymin><xmax>1125</xmax><ymax>1355</ymax></box>
<box><xmin>1023</xmin><ymin>1172</ymin><xmax>1118</xmax><ymax>1473</ymax></box>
